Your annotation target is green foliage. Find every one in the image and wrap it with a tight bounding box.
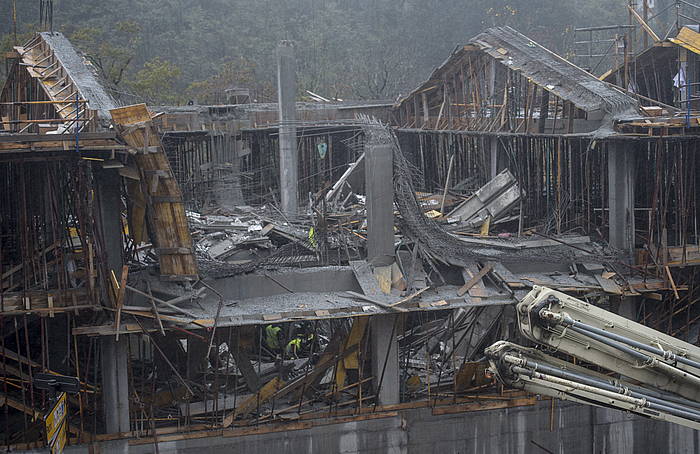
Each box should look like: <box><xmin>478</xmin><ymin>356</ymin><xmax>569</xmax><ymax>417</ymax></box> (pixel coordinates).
<box><xmin>69</xmin><ymin>21</ymin><xmax>141</xmax><ymax>86</ymax></box>
<box><xmin>0</xmin><ymin>0</ymin><xmax>636</xmax><ymax>103</ymax></box>
<box><xmin>186</xmin><ymin>58</ymin><xmax>272</xmax><ymax>104</ymax></box>
<box><xmin>128</xmin><ymin>57</ymin><xmax>182</xmax><ymax>105</ymax></box>
<box><xmin>0</xmin><ymin>29</ymin><xmax>36</xmax><ymax>83</ymax></box>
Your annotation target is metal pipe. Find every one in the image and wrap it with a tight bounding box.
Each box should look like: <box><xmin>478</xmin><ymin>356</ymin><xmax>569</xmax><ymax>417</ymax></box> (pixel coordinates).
<box><xmin>504</xmin><ymin>353</ymin><xmax>700</xmax><ymax>417</ymax></box>
<box><xmin>510</xmin><ymin>365</ymin><xmax>700</xmax><ymax>423</ymax></box>
<box><xmin>543</xmin><ymin>310</ymin><xmax>700</xmax><ymax>371</ymax></box>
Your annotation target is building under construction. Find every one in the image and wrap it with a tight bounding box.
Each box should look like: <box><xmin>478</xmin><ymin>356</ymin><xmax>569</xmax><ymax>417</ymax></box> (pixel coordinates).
<box><xmin>4</xmin><ymin>4</ymin><xmax>700</xmax><ymax>453</ymax></box>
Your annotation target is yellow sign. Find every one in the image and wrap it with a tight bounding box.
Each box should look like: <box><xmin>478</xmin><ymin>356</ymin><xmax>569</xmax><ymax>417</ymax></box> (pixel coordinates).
<box><xmin>49</xmin><ymin>421</ymin><xmax>67</xmax><ymax>454</ymax></box>
<box><xmin>45</xmin><ymin>392</ymin><xmax>67</xmax><ymax>454</ymax></box>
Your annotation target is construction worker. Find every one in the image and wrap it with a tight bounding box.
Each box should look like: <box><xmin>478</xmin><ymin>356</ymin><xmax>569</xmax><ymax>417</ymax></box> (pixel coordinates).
<box><xmin>285</xmin><ymin>336</ymin><xmax>303</xmax><ymax>358</ymax></box>
<box><xmin>265</xmin><ymin>324</ymin><xmax>282</xmax><ymax>352</ymax></box>
<box><xmin>285</xmin><ymin>332</ymin><xmax>315</xmax><ymax>358</ymax></box>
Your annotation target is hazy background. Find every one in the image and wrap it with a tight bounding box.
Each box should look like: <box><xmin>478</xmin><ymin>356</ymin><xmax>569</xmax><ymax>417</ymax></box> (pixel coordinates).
<box><xmin>1</xmin><ymin>0</ymin><xmax>642</xmax><ymax>104</ymax></box>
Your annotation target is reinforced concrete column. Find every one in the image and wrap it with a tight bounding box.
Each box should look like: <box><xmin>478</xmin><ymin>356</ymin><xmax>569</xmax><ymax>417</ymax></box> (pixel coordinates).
<box><xmin>371</xmin><ymin>314</ymin><xmax>400</xmax><ymax>406</ymax></box>
<box><xmin>607</xmin><ymin>142</ymin><xmax>636</xmax><ymax>256</ymax></box>
<box><xmin>365</xmin><ymin>126</ymin><xmax>399</xmax><ymax>405</ymax></box>
<box><xmin>365</xmin><ymin>127</ymin><xmax>394</xmax><ymax>265</ymax></box>
<box><xmin>277</xmin><ymin>41</ymin><xmax>298</xmax><ymax>217</ymax></box>
<box><xmin>101</xmin><ymin>337</ymin><xmax>130</xmax><ymax>435</ymax></box>
<box><xmin>96</xmin><ymin>168</ymin><xmax>123</xmax><ymax>278</ymax></box>
<box><xmin>95</xmin><ymin>168</ymin><xmax>131</xmax><ymax>440</ymax></box>
<box><xmin>489</xmin><ymin>137</ymin><xmax>499</xmax><ymax>179</ymax></box>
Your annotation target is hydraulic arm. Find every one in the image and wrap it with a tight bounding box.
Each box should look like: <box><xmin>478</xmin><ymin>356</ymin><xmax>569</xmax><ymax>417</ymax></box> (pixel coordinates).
<box><xmin>486</xmin><ymin>286</ymin><xmax>700</xmax><ymax>430</ymax></box>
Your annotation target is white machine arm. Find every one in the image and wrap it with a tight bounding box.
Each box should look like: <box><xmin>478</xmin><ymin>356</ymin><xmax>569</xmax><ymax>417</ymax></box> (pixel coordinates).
<box><xmin>486</xmin><ymin>341</ymin><xmax>700</xmax><ymax>430</ymax></box>
<box><xmin>486</xmin><ymin>286</ymin><xmax>700</xmax><ymax>430</ymax></box>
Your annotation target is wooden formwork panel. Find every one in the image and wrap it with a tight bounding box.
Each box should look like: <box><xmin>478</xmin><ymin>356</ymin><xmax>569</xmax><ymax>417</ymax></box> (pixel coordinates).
<box><xmin>110</xmin><ymin>104</ymin><xmax>198</xmax><ymax>279</ymax></box>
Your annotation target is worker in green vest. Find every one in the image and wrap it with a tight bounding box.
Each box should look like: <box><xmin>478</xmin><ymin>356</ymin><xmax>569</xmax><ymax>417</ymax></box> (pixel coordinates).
<box><xmin>265</xmin><ymin>325</ymin><xmax>282</xmax><ymax>352</ymax></box>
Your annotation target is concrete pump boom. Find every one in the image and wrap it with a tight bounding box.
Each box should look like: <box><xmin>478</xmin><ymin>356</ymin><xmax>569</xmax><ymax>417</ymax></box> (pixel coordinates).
<box><xmin>486</xmin><ymin>286</ymin><xmax>700</xmax><ymax>430</ymax></box>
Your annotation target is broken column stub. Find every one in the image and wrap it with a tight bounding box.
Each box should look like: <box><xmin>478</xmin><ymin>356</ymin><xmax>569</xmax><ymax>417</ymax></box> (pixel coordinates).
<box><xmin>365</xmin><ymin>126</ymin><xmax>395</xmax><ymax>267</ymax></box>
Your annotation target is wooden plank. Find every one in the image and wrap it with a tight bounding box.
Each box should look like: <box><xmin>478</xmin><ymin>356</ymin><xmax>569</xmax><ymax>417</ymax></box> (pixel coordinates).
<box><xmin>114</xmin><ymin>265</ymin><xmax>129</xmax><ymax>341</ymax></box>
<box><xmin>431</xmin><ymin>396</ymin><xmax>537</xmax><ymax>415</ymax></box>
<box><xmin>516</xmin><ymin>236</ymin><xmax>591</xmax><ymax>249</ymax></box>
<box><xmin>227</xmin><ymin>376</ymin><xmax>284</xmax><ymax>423</ymax></box>
<box><xmin>374</xmin><ymin>265</ymin><xmax>392</xmax><ymax>295</ymax></box>
<box><xmin>345</xmin><ymin>291</ymin><xmax>407</xmax><ymax>313</ymax></box>
<box><xmin>230</xmin><ymin>341</ymin><xmax>261</xmax><ymax>393</ymax></box>
<box><xmin>671</xmin><ymin>27</ymin><xmax>700</xmax><ymax>54</ymax></box>
<box><xmin>457</xmin><ymin>264</ymin><xmax>493</xmax><ymax>297</ymax></box>
<box><xmin>665</xmin><ymin>266</ymin><xmax>680</xmax><ymax>300</ymax></box>
<box><xmin>325</xmin><ymin>153</ymin><xmax>364</xmax><ymax>202</ymax></box>
<box><xmin>488</xmin><ymin>262</ymin><xmax>525</xmax><ymax>289</ymax></box>
<box><xmin>342</xmin><ymin>316</ymin><xmax>368</xmax><ymax>370</ymax></box>
<box><xmin>628</xmin><ymin>5</ymin><xmax>660</xmax><ymax>43</ymax></box>
<box><xmin>0</xmin><ymin>132</ymin><xmax>117</xmax><ymax>143</ymax></box>
<box><xmin>594</xmin><ymin>274</ymin><xmax>622</xmax><ymax>295</ymax></box>
<box><xmin>389</xmin><ymin>287</ymin><xmax>430</xmax><ymax>308</ymax></box>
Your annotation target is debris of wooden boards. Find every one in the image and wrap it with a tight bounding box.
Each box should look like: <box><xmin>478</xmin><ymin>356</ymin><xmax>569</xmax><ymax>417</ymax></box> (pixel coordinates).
<box><xmin>457</xmin><ymin>264</ymin><xmax>493</xmax><ymax>297</ymax></box>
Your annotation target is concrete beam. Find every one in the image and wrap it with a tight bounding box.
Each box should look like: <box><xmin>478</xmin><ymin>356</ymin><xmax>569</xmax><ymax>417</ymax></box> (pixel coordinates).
<box><xmin>364</xmin><ymin>127</ymin><xmax>394</xmax><ymax>265</ymax></box>
<box><xmin>608</xmin><ymin>142</ymin><xmax>635</xmax><ymax>256</ymax></box>
<box><xmin>370</xmin><ymin>314</ymin><xmax>400</xmax><ymax>406</ymax></box>
<box><xmin>277</xmin><ymin>41</ymin><xmax>298</xmax><ymax>217</ymax></box>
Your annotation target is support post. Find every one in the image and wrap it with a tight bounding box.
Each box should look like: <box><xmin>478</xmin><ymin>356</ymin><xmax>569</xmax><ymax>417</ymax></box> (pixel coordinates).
<box><xmin>489</xmin><ymin>137</ymin><xmax>500</xmax><ymax>179</ymax></box>
<box><xmin>101</xmin><ymin>337</ymin><xmax>130</xmax><ymax>434</ymax></box>
<box><xmin>538</xmin><ymin>90</ymin><xmax>550</xmax><ymax>134</ymax></box>
<box><xmin>96</xmin><ymin>168</ymin><xmax>123</xmax><ymax>281</ymax></box>
<box><xmin>365</xmin><ymin>127</ymin><xmax>394</xmax><ymax>265</ymax></box>
<box><xmin>371</xmin><ymin>314</ymin><xmax>400</xmax><ymax>406</ymax></box>
<box><xmin>277</xmin><ymin>41</ymin><xmax>298</xmax><ymax>217</ymax></box>
<box><xmin>608</xmin><ymin>142</ymin><xmax>635</xmax><ymax>257</ymax></box>
<box><xmin>365</xmin><ymin>127</ymin><xmax>399</xmax><ymax>404</ymax></box>
<box><xmin>96</xmin><ymin>168</ymin><xmax>131</xmax><ymax>441</ymax></box>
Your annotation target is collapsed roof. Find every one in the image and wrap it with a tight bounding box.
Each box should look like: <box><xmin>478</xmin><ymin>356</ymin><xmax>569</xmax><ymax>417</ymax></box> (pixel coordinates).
<box><xmin>38</xmin><ymin>32</ymin><xmax>118</xmax><ymax>120</ymax></box>
<box><xmin>1</xmin><ymin>32</ymin><xmax>118</xmax><ymax>129</ymax></box>
<box><xmin>398</xmin><ymin>26</ymin><xmax>638</xmax><ymax>119</ymax></box>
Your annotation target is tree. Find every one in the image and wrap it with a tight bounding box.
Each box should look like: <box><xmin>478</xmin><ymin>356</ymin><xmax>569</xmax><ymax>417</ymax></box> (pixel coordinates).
<box><xmin>128</xmin><ymin>57</ymin><xmax>182</xmax><ymax>105</ymax></box>
<box><xmin>186</xmin><ymin>57</ymin><xmax>272</xmax><ymax>104</ymax></box>
<box><xmin>69</xmin><ymin>21</ymin><xmax>141</xmax><ymax>87</ymax></box>
<box><xmin>0</xmin><ymin>0</ymin><xmax>634</xmax><ymax>102</ymax></box>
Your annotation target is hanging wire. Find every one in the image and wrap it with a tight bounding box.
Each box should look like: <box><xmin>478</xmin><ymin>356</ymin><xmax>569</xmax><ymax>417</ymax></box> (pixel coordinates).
<box><xmin>39</xmin><ymin>0</ymin><xmax>54</xmax><ymax>32</ymax></box>
<box><xmin>12</xmin><ymin>0</ymin><xmax>17</xmax><ymax>45</ymax></box>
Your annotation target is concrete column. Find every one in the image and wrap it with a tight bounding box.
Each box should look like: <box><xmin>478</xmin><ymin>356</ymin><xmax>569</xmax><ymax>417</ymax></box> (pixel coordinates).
<box><xmin>101</xmin><ymin>337</ymin><xmax>130</xmax><ymax>434</ymax></box>
<box><xmin>608</xmin><ymin>142</ymin><xmax>635</xmax><ymax>256</ymax></box>
<box><xmin>277</xmin><ymin>41</ymin><xmax>298</xmax><ymax>217</ymax></box>
<box><xmin>489</xmin><ymin>137</ymin><xmax>499</xmax><ymax>179</ymax></box>
<box><xmin>96</xmin><ymin>167</ymin><xmax>130</xmax><ymax>440</ymax></box>
<box><xmin>617</xmin><ymin>296</ymin><xmax>638</xmax><ymax>321</ymax></box>
<box><xmin>96</xmin><ymin>168</ymin><xmax>123</xmax><ymax>279</ymax></box>
<box><xmin>371</xmin><ymin>314</ymin><xmax>400</xmax><ymax>406</ymax></box>
<box><xmin>365</xmin><ymin>127</ymin><xmax>394</xmax><ymax>265</ymax></box>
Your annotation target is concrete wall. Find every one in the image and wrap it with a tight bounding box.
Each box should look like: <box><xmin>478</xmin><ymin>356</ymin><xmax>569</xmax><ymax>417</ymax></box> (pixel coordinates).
<box><xmin>48</xmin><ymin>400</ymin><xmax>700</xmax><ymax>454</ymax></box>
